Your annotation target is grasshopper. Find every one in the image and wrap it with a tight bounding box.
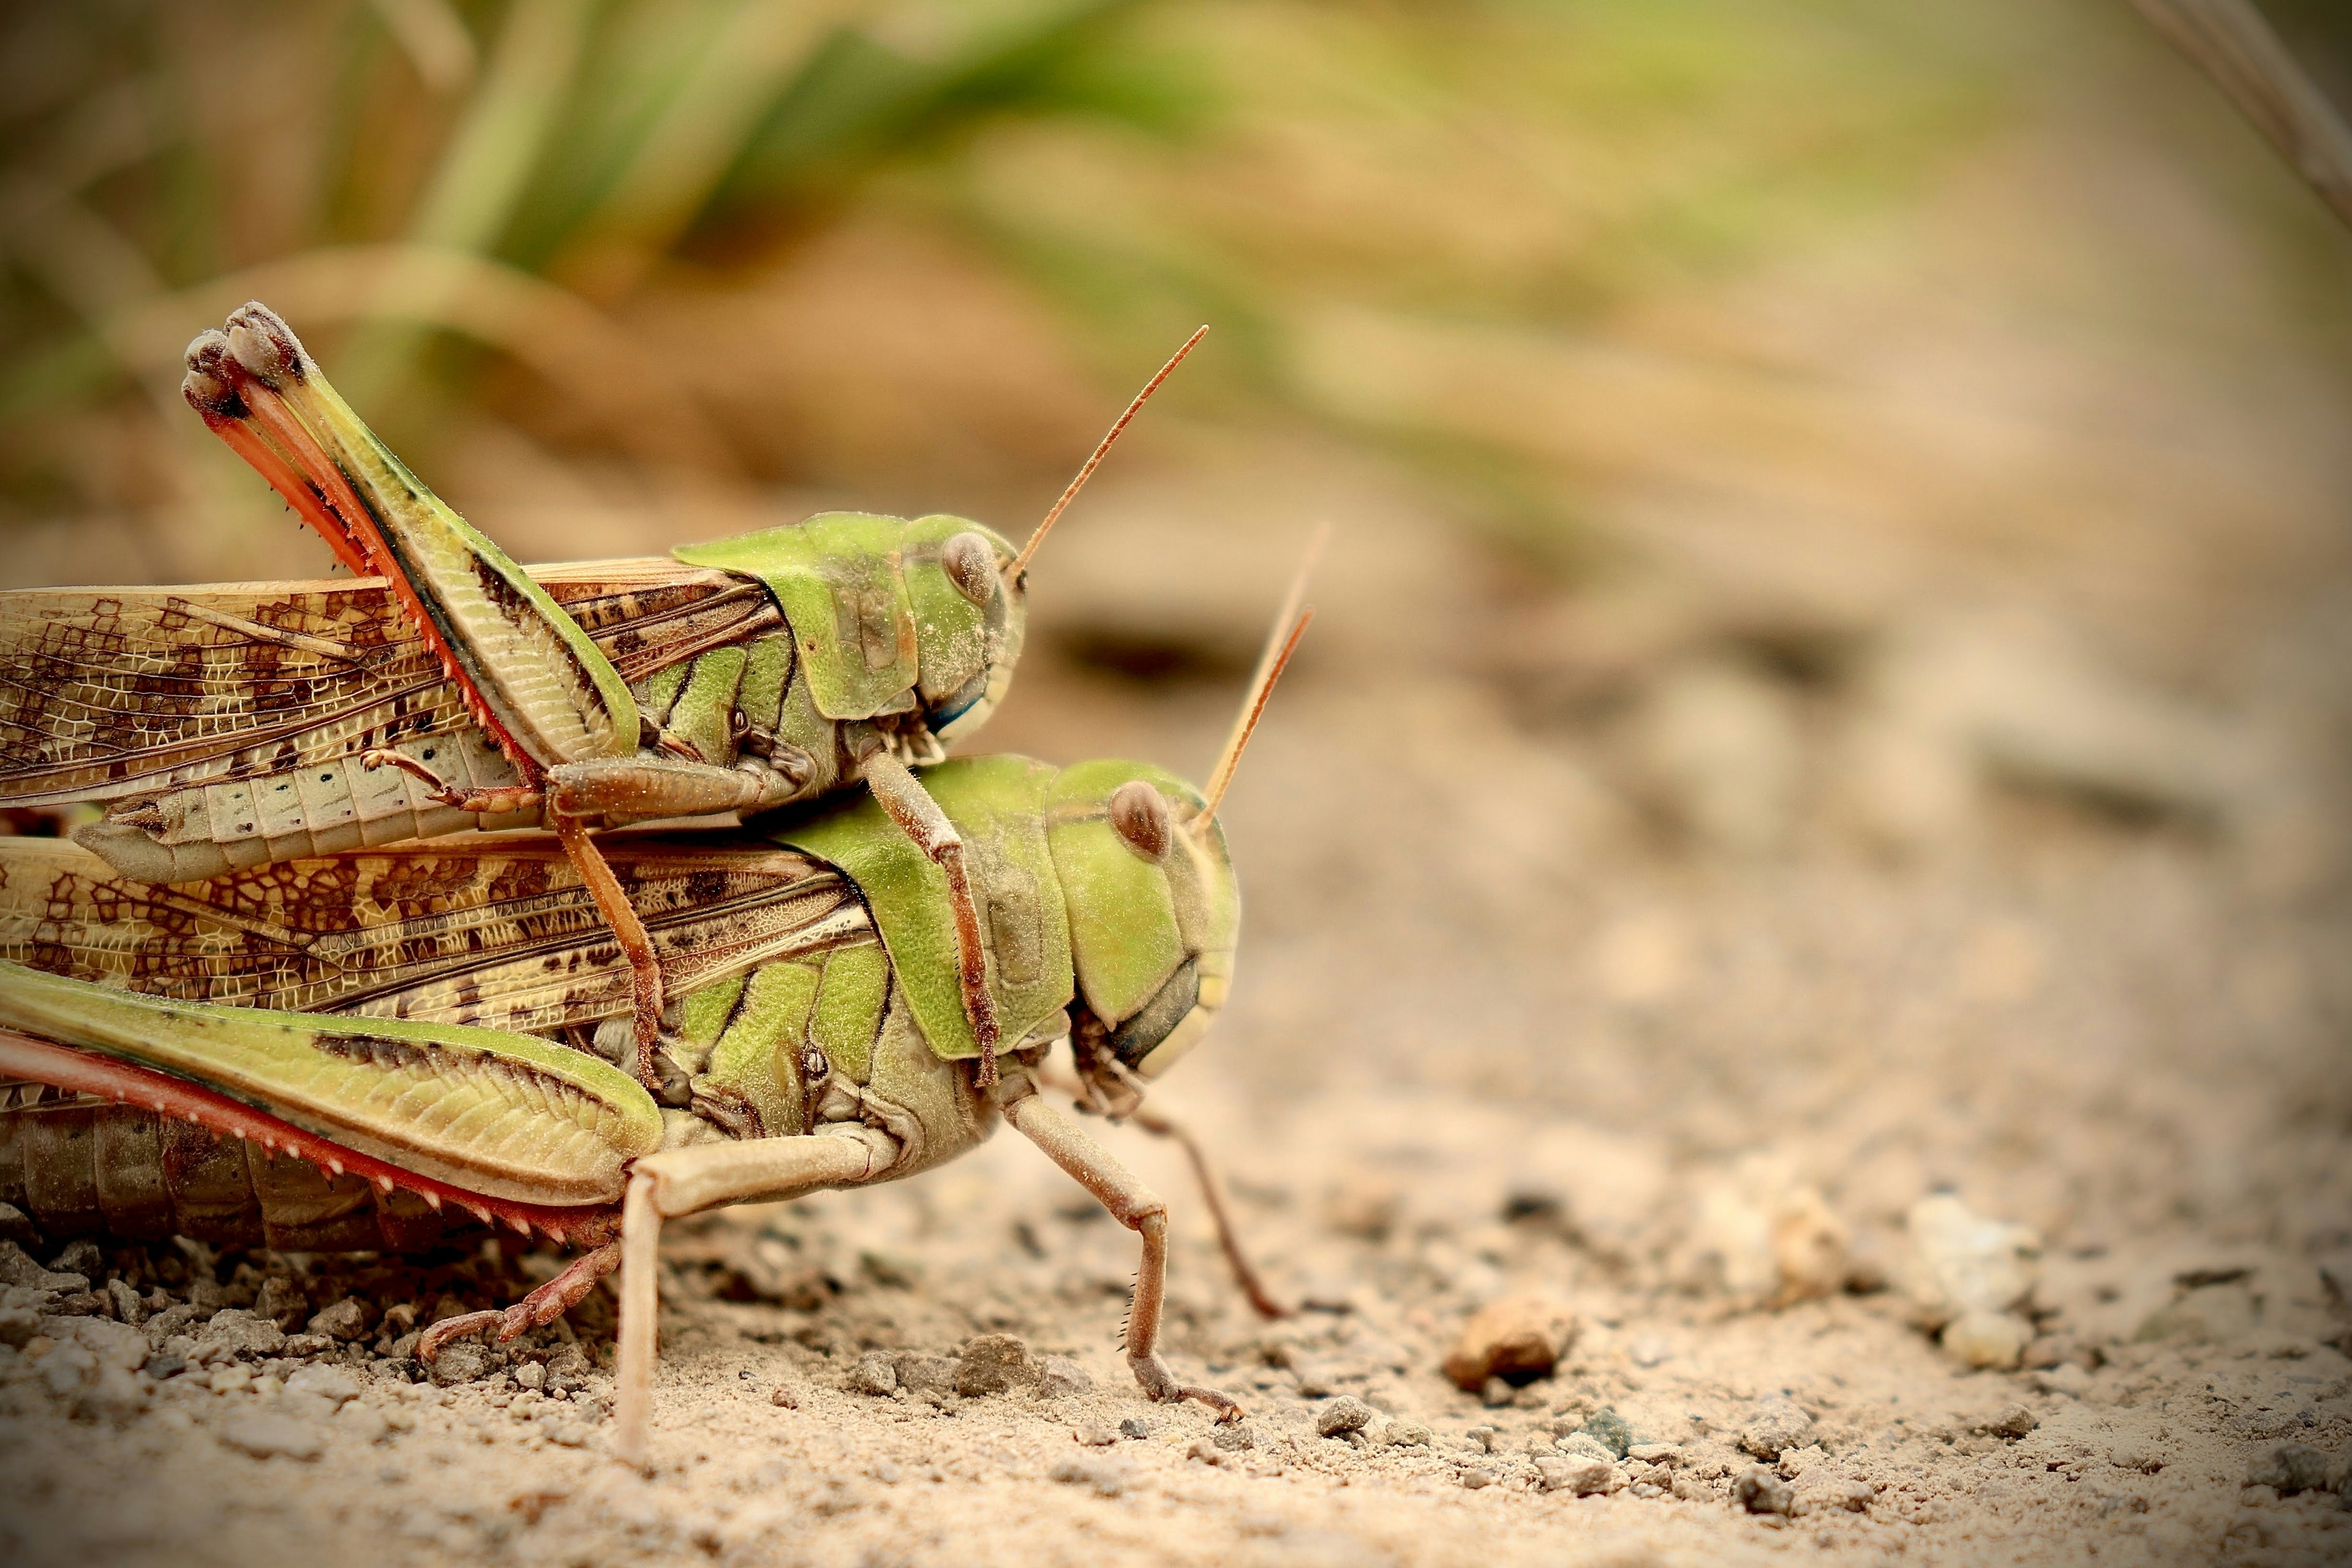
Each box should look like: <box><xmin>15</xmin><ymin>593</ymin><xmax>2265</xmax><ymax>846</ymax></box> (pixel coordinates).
<box><xmin>0</xmin><ymin>304</ymin><xmax>1204</xmax><ymax>1090</ymax></box>
<box><xmin>0</xmin><ymin>589</ymin><xmax>1312</xmax><ymax>1466</ymax></box>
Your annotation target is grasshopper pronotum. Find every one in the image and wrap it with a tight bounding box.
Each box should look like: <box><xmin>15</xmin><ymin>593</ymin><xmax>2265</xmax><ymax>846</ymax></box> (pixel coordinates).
<box><xmin>0</xmin><ymin>305</ymin><xmax>1204</xmax><ymax>1090</ymax></box>
<box><xmin>0</xmin><ymin>584</ymin><xmax>1312</xmax><ymax>1466</ymax></box>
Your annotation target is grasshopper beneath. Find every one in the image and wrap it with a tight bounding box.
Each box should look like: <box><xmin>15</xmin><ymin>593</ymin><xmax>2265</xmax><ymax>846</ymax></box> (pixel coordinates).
<box><xmin>0</xmin><ymin>587</ymin><xmax>1313</xmax><ymax>1466</ymax></box>
<box><xmin>0</xmin><ymin>304</ymin><xmax>1205</xmax><ymax>1090</ymax></box>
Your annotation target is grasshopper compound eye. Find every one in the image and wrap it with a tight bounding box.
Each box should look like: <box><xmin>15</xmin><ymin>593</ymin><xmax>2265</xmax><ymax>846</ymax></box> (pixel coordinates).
<box><xmin>1108</xmin><ymin>780</ymin><xmax>1171</xmax><ymax>862</ymax></box>
<box><xmin>940</xmin><ymin>532</ymin><xmax>999</xmax><ymax>605</ymax></box>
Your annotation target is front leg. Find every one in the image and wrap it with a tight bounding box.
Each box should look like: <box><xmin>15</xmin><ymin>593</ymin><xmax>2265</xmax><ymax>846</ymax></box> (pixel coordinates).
<box><xmin>861</xmin><ymin>748</ymin><xmax>1004</xmax><ymax>1085</ymax></box>
<box><xmin>613</xmin><ymin>1128</ymin><xmax>897</xmax><ymax>1468</ymax></box>
<box><xmin>998</xmin><ymin>1075</ymin><xmax>1243</xmax><ymax>1421</ymax></box>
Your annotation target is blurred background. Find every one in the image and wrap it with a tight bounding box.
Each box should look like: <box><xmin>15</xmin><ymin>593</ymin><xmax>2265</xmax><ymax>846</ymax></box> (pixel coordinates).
<box><xmin>2</xmin><ymin>0</ymin><xmax>2349</xmax><ymax>1355</ymax></box>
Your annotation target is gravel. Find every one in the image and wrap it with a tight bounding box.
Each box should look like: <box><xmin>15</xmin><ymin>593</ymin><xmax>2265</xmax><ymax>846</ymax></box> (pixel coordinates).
<box><xmin>1037</xmin><ymin>1354</ymin><xmax>1091</xmax><ymax>1399</ymax></box>
<box><xmin>1735</xmin><ymin>1465</ymin><xmax>1795</xmax><ymax>1516</ymax></box>
<box><xmin>307</xmin><ymin>1300</ymin><xmax>371</xmax><ymax>1342</ymax></box>
<box><xmin>194</xmin><ymin>1310</ymin><xmax>285</xmax><ymax>1363</ymax></box>
<box><xmin>1315</xmin><ymin>1396</ymin><xmax>1374</xmax><ymax>1437</ymax></box>
<box><xmin>1536</xmin><ymin>1456</ymin><xmax>1618</xmax><ymax>1496</ymax></box>
<box><xmin>217</xmin><ymin>1413</ymin><xmax>324</xmax><ymax>1463</ymax></box>
<box><xmin>954</xmin><ymin>1335</ymin><xmax>1042</xmax><ymax>1397</ymax></box>
<box><xmin>1977</xmin><ymin>1402</ymin><xmax>2038</xmax><ymax>1441</ymax></box>
<box><xmin>1441</xmin><ymin>1294</ymin><xmax>1577</xmax><ymax>1391</ymax></box>
<box><xmin>2247</xmin><ymin>1442</ymin><xmax>2334</xmax><ymax>1496</ymax></box>
<box><xmin>1738</xmin><ymin>1398</ymin><xmax>1815</xmax><ymax>1461</ymax></box>
<box><xmin>848</xmin><ymin>1353</ymin><xmax>897</xmax><ymax>1396</ymax></box>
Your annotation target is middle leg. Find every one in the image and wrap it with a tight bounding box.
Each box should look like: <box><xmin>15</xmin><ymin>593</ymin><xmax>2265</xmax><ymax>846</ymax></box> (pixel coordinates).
<box><xmin>998</xmin><ymin>1074</ymin><xmax>1243</xmax><ymax>1420</ymax></box>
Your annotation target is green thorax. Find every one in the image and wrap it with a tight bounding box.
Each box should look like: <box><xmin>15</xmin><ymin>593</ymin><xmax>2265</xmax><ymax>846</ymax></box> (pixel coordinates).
<box><xmin>674</xmin><ymin>513</ymin><xmax>1012</xmax><ymax>723</ymax></box>
<box><xmin>772</xmin><ymin>756</ymin><xmax>1073</xmax><ymax>1061</ymax></box>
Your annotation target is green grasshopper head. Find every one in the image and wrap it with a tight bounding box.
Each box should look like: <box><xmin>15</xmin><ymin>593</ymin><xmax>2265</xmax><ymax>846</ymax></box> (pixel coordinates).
<box><xmin>1049</xmin><ymin>572</ymin><xmax>1314</xmax><ymax>1084</ymax></box>
<box><xmin>905</xmin><ymin>517</ymin><xmax>1026</xmax><ymax>744</ymax></box>
<box><xmin>1046</xmin><ymin>760</ymin><xmax>1240</xmax><ymax>1080</ymax></box>
<box><xmin>673</xmin><ymin>513</ymin><xmax>1023</xmax><ymax>739</ymax></box>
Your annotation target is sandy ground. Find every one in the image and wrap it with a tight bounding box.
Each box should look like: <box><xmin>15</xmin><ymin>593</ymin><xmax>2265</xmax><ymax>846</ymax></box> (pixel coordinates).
<box><xmin>4</xmin><ymin>420</ymin><xmax>2350</xmax><ymax>1567</ymax></box>
<box><xmin>4</xmin><ymin>116</ymin><xmax>2352</xmax><ymax>1566</ymax></box>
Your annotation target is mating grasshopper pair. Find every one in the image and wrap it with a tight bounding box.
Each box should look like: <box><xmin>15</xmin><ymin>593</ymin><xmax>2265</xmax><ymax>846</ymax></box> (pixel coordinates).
<box><xmin>0</xmin><ymin>306</ymin><xmax>1310</xmax><ymax>1462</ymax></box>
<box><xmin>8</xmin><ymin>304</ymin><xmax>1202</xmax><ymax>1090</ymax></box>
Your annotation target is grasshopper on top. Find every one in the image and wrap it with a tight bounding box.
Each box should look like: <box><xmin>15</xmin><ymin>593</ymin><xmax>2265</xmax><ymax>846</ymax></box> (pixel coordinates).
<box><xmin>0</xmin><ymin>304</ymin><xmax>1204</xmax><ymax>1091</ymax></box>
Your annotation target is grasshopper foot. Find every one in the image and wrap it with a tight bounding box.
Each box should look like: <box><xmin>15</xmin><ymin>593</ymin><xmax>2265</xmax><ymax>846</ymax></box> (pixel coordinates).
<box><xmin>415</xmin><ymin>1240</ymin><xmax>623</xmax><ymax>1363</ymax></box>
<box><xmin>1131</xmin><ymin>1351</ymin><xmax>1244</xmax><ymax>1422</ymax></box>
<box><xmin>362</xmin><ymin>748</ymin><xmax>543</xmax><ymax>816</ymax></box>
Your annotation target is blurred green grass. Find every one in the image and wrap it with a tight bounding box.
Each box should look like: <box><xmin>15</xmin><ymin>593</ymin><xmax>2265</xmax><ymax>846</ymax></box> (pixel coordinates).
<box><xmin>0</xmin><ymin>0</ymin><xmax>2342</xmax><ymax>585</ymax></box>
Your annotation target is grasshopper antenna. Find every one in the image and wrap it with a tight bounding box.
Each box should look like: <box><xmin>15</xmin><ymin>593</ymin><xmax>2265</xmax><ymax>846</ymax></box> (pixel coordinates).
<box><xmin>1193</xmin><ymin>522</ymin><xmax>1325</xmax><ymax>836</ymax></box>
<box><xmin>1008</xmin><ymin>325</ymin><xmax>1208</xmax><ymax>582</ymax></box>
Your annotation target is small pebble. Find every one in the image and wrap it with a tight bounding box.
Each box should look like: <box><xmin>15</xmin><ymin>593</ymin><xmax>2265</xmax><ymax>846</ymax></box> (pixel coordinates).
<box><xmin>1038</xmin><ymin>1355</ymin><xmax>1091</xmax><ymax>1400</ymax></box>
<box><xmin>850</xmin><ymin>1353</ymin><xmax>898</xmax><ymax>1397</ymax></box>
<box><xmin>1536</xmin><ymin>1456</ymin><xmax>1618</xmax><ymax>1496</ymax></box>
<box><xmin>50</xmin><ymin>1240</ymin><xmax>102</xmax><ymax>1277</ymax></box>
<box><xmin>770</xmin><ymin>1384</ymin><xmax>799</xmax><ymax>1409</ymax></box>
<box><xmin>1072</xmin><ymin>1425</ymin><xmax>1118</xmax><ymax>1447</ymax></box>
<box><xmin>1942</xmin><ymin>1310</ymin><xmax>2032</xmax><ymax>1371</ymax></box>
<box><xmin>1458</xmin><ymin>1466</ymin><xmax>1494</xmax><ymax>1490</ymax></box>
<box><xmin>2247</xmin><ymin>1442</ymin><xmax>2332</xmax><ymax>1496</ymax></box>
<box><xmin>513</xmin><ymin>1360</ymin><xmax>546</xmax><ymax>1391</ymax></box>
<box><xmin>285</xmin><ymin>1364</ymin><xmax>360</xmax><ymax>1405</ymax></box>
<box><xmin>1557</xmin><ymin>1433</ymin><xmax>1616</xmax><ymax>1464</ymax></box>
<box><xmin>254</xmin><ymin>1276</ymin><xmax>308</xmax><ymax>1330</ymax></box>
<box><xmin>1315</xmin><ymin>1395</ymin><xmax>1374</xmax><ymax>1438</ymax></box>
<box><xmin>1118</xmin><ymin>1417</ymin><xmax>1152</xmax><ymax>1440</ymax></box>
<box><xmin>143</xmin><ymin>1352</ymin><xmax>187</xmax><ymax>1381</ymax></box>
<box><xmin>1580</xmin><ymin>1407</ymin><xmax>1634</xmax><ymax>1458</ymax></box>
<box><xmin>306</xmin><ymin>1299</ymin><xmax>371</xmax><ymax>1342</ymax></box>
<box><xmin>1976</xmin><ymin>1402</ymin><xmax>2037</xmax><ymax>1441</ymax></box>
<box><xmin>1901</xmin><ymin>1196</ymin><xmax>2039</xmax><ymax>1327</ymax></box>
<box><xmin>0</xmin><ymin>1242</ymin><xmax>84</xmax><ymax>1292</ymax></box>
<box><xmin>1738</xmin><ymin>1398</ymin><xmax>1815</xmax><ymax>1460</ymax></box>
<box><xmin>194</xmin><ymin>1310</ymin><xmax>285</xmax><ymax>1363</ymax></box>
<box><xmin>218</xmin><ymin>1412</ymin><xmax>324</xmax><ymax>1462</ymax></box>
<box><xmin>955</xmin><ymin>1334</ymin><xmax>1042</xmax><ymax>1397</ymax></box>
<box><xmin>1442</xmin><ymin>1294</ymin><xmax>1578</xmax><ymax>1392</ymax></box>
<box><xmin>426</xmin><ymin>1340</ymin><xmax>494</xmax><ymax>1387</ymax></box>
<box><xmin>1804</xmin><ymin>1476</ymin><xmax>1877</xmax><ymax>1513</ymax></box>
<box><xmin>106</xmin><ymin>1278</ymin><xmax>145</xmax><ymax>1326</ymax></box>
<box><xmin>1735</xmin><ymin>1464</ymin><xmax>1795</xmax><ymax>1516</ymax></box>
<box><xmin>2031</xmin><ymin>1363</ymin><xmax>2092</xmax><ymax>1398</ymax></box>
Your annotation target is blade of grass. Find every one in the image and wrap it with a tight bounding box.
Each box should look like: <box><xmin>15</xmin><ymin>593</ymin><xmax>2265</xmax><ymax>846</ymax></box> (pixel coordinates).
<box><xmin>337</xmin><ymin>0</ymin><xmax>592</xmax><ymax>410</ymax></box>
<box><xmin>369</xmin><ymin>0</ymin><xmax>477</xmax><ymax>96</ymax></box>
<box><xmin>545</xmin><ymin>0</ymin><xmax>865</xmax><ymax>299</ymax></box>
<box><xmin>2127</xmin><ymin>0</ymin><xmax>2352</xmax><ymax>230</ymax></box>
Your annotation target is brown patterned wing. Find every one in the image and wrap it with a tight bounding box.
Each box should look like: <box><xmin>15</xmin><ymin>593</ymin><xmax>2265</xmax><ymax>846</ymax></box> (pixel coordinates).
<box><xmin>0</xmin><ymin>559</ymin><xmax>779</xmax><ymax>807</ymax></box>
<box><xmin>0</xmin><ymin>830</ymin><xmax>867</xmax><ymax>1037</ymax></box>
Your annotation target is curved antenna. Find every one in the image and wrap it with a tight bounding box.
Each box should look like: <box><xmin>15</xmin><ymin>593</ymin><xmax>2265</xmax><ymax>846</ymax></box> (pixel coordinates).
<box><xmin>1192</xmin><ymin>523</ymin><xmax>1327</xmax><ymax>835</ymax></box>
<box><xmin>1008</xmin><ymin>325</ymin><xmax>1208</xmax><ymax>581</ymax></box>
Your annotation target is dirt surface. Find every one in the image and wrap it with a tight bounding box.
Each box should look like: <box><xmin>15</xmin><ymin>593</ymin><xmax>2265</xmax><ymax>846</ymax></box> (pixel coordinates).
<box><xmin>6</xmin><ymin>108</ymin><xmax>2352</xmax><ymax>1568</ymax></box>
